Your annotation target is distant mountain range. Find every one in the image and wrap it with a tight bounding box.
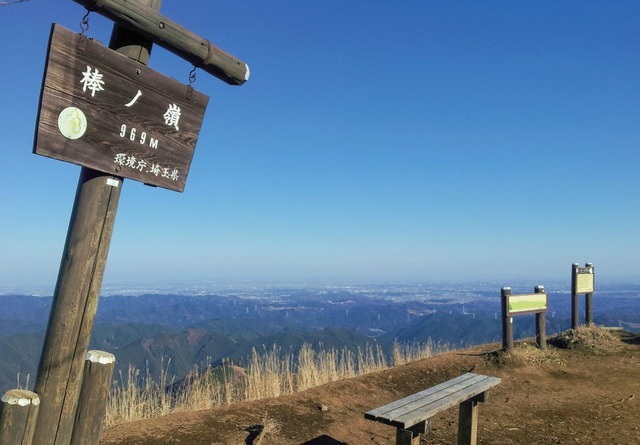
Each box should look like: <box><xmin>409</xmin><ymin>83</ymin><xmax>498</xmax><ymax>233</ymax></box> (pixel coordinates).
<box><xmin>1</xmin><ymin>283</ymin><xmax>638</xmax><ymax>392</ymax></box>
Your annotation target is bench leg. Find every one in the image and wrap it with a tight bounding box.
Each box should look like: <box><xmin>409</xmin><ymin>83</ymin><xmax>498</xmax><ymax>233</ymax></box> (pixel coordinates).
<box><xmin>396</xmin><ymin>420</ymin><xmax>428</xmax><ymax>445</ymax></box>
<box><xmin>458</xmin><ymin>399</ymin><xmax>479</xmax><ymax>445</ymax></box>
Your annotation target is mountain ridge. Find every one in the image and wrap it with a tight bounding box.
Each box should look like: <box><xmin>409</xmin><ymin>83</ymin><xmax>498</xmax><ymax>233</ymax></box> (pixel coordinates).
<box><xmin>1</xmin><ymin>290</ymin><xmax>638</xmax><ymax>393</ymax></box>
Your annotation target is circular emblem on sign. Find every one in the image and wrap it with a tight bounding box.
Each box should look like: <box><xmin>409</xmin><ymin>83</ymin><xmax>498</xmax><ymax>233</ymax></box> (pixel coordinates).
<box><xmin>57</xmin><ymin>107</ymin><xmax>88</xmax><ymax>140</ymax></box>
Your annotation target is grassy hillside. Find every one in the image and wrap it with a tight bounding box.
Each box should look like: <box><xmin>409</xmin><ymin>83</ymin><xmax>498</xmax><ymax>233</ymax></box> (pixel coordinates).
<box><xmin>100</xmin><ymin>328</ymin><xmax>640</xmax><ymax>445</ymax></box>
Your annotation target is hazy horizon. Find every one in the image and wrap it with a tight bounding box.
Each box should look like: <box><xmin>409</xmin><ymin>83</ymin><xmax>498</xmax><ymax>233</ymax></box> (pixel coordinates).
<box><xmin>2</xmin><ymin>275</ymin><xmax>638</xmax><ymax>298</ymax></box>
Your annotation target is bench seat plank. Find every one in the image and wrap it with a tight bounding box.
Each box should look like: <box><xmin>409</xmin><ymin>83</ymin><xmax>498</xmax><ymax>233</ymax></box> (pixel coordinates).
<box><xmin>365</xmin><ymin>373</ymin><xmax>501</xmax><ymax>429</ymax></box>
<box><xmin>366</xmin><ymin>373</ymin><xmax>479</xmax><ymax>420</ymax></box>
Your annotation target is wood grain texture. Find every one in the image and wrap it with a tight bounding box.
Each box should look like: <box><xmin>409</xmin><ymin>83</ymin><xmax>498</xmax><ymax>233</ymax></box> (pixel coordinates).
<box><xmin>70</xmin><ymin>351</ymin><xmax>116</xmax><ymax>445</ymax></box>
<box><xmin>0</xmin><ymin>389</ymin><xmax>41</xmax><ymax>445</ymax></box>
<box><xmin>72</xmin><ymin>0</ymin><xmax>249</xmax><ymax>85</ymax></box>
<box><xmin>32</xmin><ymin>4</ymin><xmax>158</xmax><ymax>444</ymax></box>
<box><xmin>32</xmin><ymin>169</ymin><xmax>122</xmax><ymax>445</ymax></box>
<box><xmin>457</xmin><ymin>398</ymin><xmax>479</xmax><ymax>445</ymax></box>
<box><xmin>364</xmin><ymin>373</ymin><xmax>500</xmax><ymax>429</ymax></box>
<box><xmin>34</xmin><ymin>24</ymin><xmax>209</xmax><ymax>192</ymax></box>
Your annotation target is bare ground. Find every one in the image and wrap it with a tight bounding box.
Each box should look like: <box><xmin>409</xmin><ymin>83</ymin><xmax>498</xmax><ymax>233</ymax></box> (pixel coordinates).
<box><xmin>100</xmin><ymin>331</ymin><xmax>640</xmax><ymax>445</ymax></box>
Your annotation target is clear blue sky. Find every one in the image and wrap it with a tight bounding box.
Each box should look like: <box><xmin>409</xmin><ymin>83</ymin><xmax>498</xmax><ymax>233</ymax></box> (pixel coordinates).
<box><xmin>1</xmin><ymin>1</ymin><xmax>639</xmax><ymax>290</ymax></box>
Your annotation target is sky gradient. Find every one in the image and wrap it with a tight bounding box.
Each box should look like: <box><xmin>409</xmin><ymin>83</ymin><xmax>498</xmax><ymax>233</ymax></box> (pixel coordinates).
<box><xmin>1</xmin><ymin>1</ymin><xmax>639</xmax><ymax>290</ymax></box>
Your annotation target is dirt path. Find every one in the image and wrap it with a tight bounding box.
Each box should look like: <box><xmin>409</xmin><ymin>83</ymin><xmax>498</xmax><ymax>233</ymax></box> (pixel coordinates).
<box><xmin>100</xmin><ymin>332</ymin><xmax>640</xmax><ymax>445</ymax></box>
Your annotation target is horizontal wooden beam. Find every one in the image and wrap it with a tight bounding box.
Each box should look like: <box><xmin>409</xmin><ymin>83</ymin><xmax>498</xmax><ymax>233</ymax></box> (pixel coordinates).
<box><xmin>72</xmin><ymin>0</ymin><xmax>249</xmax><ymax>85</ymax></box>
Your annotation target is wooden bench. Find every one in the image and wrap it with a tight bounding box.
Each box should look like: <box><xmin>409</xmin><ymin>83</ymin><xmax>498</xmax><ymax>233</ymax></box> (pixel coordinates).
<box><xmin>365</xmin><ymin>372</ymin><xmax>501</xmax><ymax>445</ymax></box>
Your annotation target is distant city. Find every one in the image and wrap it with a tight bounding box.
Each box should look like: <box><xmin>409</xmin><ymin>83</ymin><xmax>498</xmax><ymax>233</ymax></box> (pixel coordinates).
<box><xmin>1</xmin><ymin>280</ymin><xmax>638</xmax><ymax>392</ymax></box>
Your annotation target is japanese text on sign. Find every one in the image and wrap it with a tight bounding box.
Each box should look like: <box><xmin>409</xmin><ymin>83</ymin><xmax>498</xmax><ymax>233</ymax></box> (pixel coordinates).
<box><xmin>34</xmin><ymin>24</ymin><xmax>209</xmax><ymax>192</ymax></box>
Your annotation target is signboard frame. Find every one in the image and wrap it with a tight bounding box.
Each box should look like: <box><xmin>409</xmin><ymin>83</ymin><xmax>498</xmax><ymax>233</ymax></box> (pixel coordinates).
<box><xmin>571</xmin><ymin>263</ymin><xmax>595</xmax><ymax>328</ymax></box>
<box><xmin>501</xmin><ymin>286</ymin><xmax>548</xmax><ymax>352</ymax></box>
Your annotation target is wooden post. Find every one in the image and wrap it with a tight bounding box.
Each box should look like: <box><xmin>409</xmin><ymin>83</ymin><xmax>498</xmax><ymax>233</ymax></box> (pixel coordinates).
<box><xmin>396</xmin><ymin>421</ymin><xmax>426</xmax><ymax>445</ymax></box>
<box><xmin>32</xmin><ymin>2</ymin><xmax>160</xmax><ymax>443</ymax></box>
<box><xmin>32</xmin><ymin>169</ymin><xmax>122</xmax><ymax>444</ymax></box>
<box><xmin>571</xmin><ymin>263</ymin><xmax>579</xmax><ymax>329</ymax></box>
<box><xmin>584</xmin><ymin>263</ymin><xmax>594</xmax><ymax>326</ymax></box>
<box><xmin>457</xmin><ymin>399</ymin><xmax>479</xmax><ymax>445</ymax></box>
<box><xmin>500</xmin><ymin>287</ymin><xmax>513</xmax><ymax>352</ymax></box>
<box><xmin>0</xmin><ymin>389</ymin><xmax>40</xmax><ymax>445</ymax></box>
<box><xmin>70</xmin><ymin>351</ymin><xmax>116</xmax><ymax>445</ymax></box>
<box><xmin>534</xmin><ymin>285</ymin><xmax>546</xmax><ymax>350</ymax></box>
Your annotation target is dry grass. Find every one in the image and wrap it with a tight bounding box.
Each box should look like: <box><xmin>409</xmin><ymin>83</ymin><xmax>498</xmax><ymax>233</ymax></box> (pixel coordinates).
<box><xmin>260</xmin><ymin>411</ymin><xmax>281</xmax><ymax>441</ymax></box>
<box><xmin>392</xmin><ymin>338</ymin><xmax>439</xmax><ymax>366</ymax></box>
<box><xmin>549</xmin><ymin>324</ymin><xmax>622</xmax><ymax>352</ymax></box>
<box><xmin>488</xmin><ymin>325</ymin><xmax>624</xmax><ymax>369</ymax></box>
<box><xmin>489</xmin><ymin>342</ymin><xmax>565</xmax><ymax>367</ymax></box>
<box><xmin>105</xmin><ymin>358</ymin><xmax>174</xmax><ymax>427</ymax></box>
<box><xmin>244</xmin><ymin>411</ymin><xmax>282</xmax><ymax>445</ymax></box>
<box><xmin>15</xmin><ymin>372</ymin><xmax>31</xmax><ymax>390</ymax></box>
<box><xmin>103</xmin><ymin>327</ymin><xmax>624</xmax><ymax>428</ymax></box>
<box><xmin>104</xmin><ymin>340</ymin><xmax>446</xmax><ymax>428</ymax></box>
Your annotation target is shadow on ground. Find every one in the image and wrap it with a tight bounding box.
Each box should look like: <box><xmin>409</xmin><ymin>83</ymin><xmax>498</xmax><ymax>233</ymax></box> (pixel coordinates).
<box><xmin>300</xmin><ymin>436</ymin><xmax>347</xmax><ymax>445</ymax></box>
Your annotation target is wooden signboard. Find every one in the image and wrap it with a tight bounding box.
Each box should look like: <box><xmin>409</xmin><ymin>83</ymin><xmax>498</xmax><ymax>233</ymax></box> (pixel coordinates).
<box><xmin>34</xmin><ymin>24</ymin><xmax>209</xmax><ymax>192</ymax></box>
<box><xmin>501</xmin><ymin>286</ymin><xmax>548</xmax><ymax>352</ymax></box>
<box><xmin>571</xmin><ymin>263</ymin><xmax>595</xmax><ymax>329</ymax></box>
<box><xmin>507</xmin><ymin>293</ymin><xmax>548</xmax><ymax>315</ymax></box>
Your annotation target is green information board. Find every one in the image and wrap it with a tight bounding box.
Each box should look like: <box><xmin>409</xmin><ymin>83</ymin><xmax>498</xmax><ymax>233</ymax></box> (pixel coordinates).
<box><xmin>508</xmin><ymin>293</ymin><xmax>547</xmax><ymax>315</ymax></box>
